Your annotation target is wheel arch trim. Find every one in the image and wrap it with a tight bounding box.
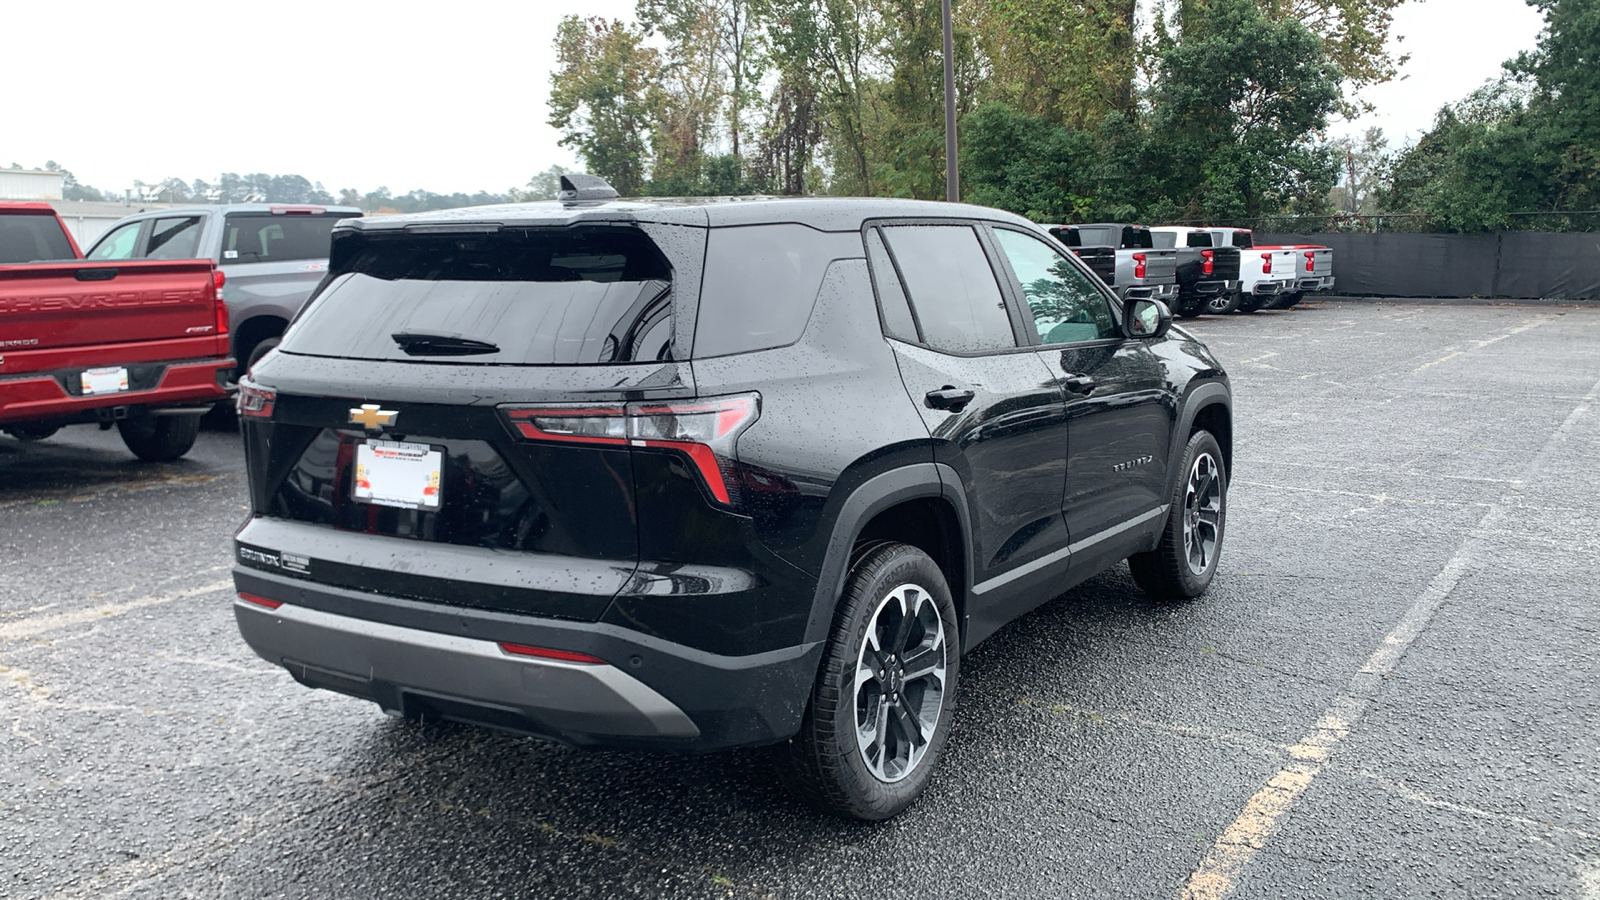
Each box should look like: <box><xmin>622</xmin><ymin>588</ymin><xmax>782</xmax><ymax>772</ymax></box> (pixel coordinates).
<box><xmin>1167</xmin><ymin>382</ymin><xmax>1231</xmax><ymax>491</ymax></box>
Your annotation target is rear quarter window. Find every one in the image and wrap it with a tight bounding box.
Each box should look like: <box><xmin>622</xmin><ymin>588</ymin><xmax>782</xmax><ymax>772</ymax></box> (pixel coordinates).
<box><xmin>692</xmin><ymin>224</ymin><xmax>864</xmax><ymax>358</ymax></box>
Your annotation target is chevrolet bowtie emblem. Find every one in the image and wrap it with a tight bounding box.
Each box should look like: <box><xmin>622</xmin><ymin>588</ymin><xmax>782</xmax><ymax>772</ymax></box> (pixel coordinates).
<box><xmin>349</xmin><ymin>403</ymin><xmax>398</xmax><ymax>431</ymax></box>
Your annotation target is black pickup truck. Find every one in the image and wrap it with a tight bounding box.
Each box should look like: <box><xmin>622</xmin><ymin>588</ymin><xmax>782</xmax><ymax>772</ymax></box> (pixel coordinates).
<box><xmin>1150</xmin><ymin>227</ymin><xmax>1244</xmax><ymax>317</ymax></box>
<box><xmin>1047</xmin><ymin>225</ymin><xmax>1117</xmax><ymax>287</ymax></box>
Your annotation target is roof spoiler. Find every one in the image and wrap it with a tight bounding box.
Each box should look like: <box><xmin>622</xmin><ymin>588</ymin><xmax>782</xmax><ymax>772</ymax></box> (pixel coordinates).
<box><xmin>559</xmin><ymin>173</ymin><xmax>620</xmax><ymax>204</ymax></box>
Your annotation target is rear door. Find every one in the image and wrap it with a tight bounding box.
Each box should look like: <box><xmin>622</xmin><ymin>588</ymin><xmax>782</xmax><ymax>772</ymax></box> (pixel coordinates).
<box><xmin>988</xmin><ymin>225</ymin><xmax>1176</xmax><ymax>567</ymax></box>
<box><xmin>867</xmin><ymin>221</ymin><xmax>1070</xmax><ymax>614</ymax></box>
<box><xmin>220</xmin><ymin>209</ymin><xmax>361</xmax><ymax>315</ymax></box>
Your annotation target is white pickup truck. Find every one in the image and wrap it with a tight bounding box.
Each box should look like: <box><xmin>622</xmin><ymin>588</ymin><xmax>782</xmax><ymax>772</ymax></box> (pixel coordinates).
<box><xmin>1256</xmin><ymin>244</ymin><xmax>1335</xmax><ymax>308</ymax></box>
<box><xmin>1204</xmin><ymin>228</ymin><xmax>1298</xmax><ymax>313</ymax></box>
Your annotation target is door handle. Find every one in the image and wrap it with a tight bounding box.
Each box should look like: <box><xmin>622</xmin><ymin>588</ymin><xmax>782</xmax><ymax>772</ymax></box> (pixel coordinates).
<box><xmin>925</xmin><ymin>387</ymin><xmax>975</xmax><ymax>412</ymax></box>
<box><xmin>1062</xmin><ymin>374</ymin><xmax>1098</xmax><ymax>394</ymax></box>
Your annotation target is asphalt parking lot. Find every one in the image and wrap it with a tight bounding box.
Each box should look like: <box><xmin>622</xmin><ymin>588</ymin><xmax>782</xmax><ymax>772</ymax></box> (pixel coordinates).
<box><xmin>2</xmin><ymin>299</ymin><xmax>1597</xmax><ymax>899</ymax></box>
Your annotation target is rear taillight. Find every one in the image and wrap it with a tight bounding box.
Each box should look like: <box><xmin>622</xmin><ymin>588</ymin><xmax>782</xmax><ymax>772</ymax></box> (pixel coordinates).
<box><xmin>1262</xmin><ymin>252</ymin><xmax>1273</xmax><ymax>274</ymax></box>
<box><xmin>1133</xmin><ymin>253</ymin><xmax>1147</xmax><ymax>279</ymax></box>
<box><xmin>237</xmin><ymin>378</ymin><xmax>276</xmax><ymax>418</ymax></box>
<box><xmin>238</xmin><ymin>592</ymin><xmax>282</xmax><ymax>610</ymax></box>
<box><xmin>499</xmin><ymin>642</ymin><xmax>605</xmax><ymax>665</ymax></box>
<box><xmin>1201</xmin><ymin>249</ymin><xmax>1214</xmax><ymax>275</ymax></box>
<box><xmin>213</xmin><ymin>270</ymin><xmax>229</xmax><ymax>334</ymax></box>
<box><xmin>1305</xmin><ymin>251</ymin><xmax>1316</xmax><ymax>273</ymax></box>
<box><xmin>502</xmin><ymin>393</ymin><xmax>761</xmax><ymax>507</ymax></box>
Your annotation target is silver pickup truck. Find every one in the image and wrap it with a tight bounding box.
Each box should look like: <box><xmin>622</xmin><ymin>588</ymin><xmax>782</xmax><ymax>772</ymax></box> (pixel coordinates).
<box><xmin>1053</xmin><ymin>223</ymin><xmax>1179</xmax><ymax>305</ymax></box>
<box><xmin>85</xmin><ymin>203</ymin><xmax>362</xmax><ymax>374</ymax></box>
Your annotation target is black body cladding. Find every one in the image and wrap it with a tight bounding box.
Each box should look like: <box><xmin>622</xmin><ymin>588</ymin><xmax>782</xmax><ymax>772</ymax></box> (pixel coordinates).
<box><xmin>235</xmin><ymin>195</ymin><xmax>1230</xmax><ymax>752</ymax></box>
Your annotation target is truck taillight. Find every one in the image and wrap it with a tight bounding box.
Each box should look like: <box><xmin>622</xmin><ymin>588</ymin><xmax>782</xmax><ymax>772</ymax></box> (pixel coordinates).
<box><xmin>1133</xmin><ymin>253</ymin><xmax>1147</xmax><ymax>279</ymax></box>
<box><xmin>1201</xmin><ymin>249</ymin><xmax>1214</xmax><ymax>275</ymax></box>
<box><xmin>1305</xmin><ymin>251</ymin><xmax>1316</xmax><ymax>273</ymax></box>
<box><xmin>502</xmin><ymin>393</ymin><xmax>761</xmax><ymax>508</ymax></box>
<box><xmin>212</xmin><ymin>270</ymin><xmax>229</xmax><ymax>335</ymax></box>
<box><xmin>1262</xmin><ymin>252</ymin><xmax>1273</xmax><ymax>274</ymax></box>
<box><xmin>237</xmin><ymin>379</ymin><xmax>275</xmax><ymax>418</ymax></box>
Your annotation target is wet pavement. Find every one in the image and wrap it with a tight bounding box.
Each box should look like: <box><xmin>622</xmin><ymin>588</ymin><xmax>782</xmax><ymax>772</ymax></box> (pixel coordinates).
<box><xmin>1</xmin><ymin>300</ymin><xmax>1597</xmax><ymax>899</ymax></box>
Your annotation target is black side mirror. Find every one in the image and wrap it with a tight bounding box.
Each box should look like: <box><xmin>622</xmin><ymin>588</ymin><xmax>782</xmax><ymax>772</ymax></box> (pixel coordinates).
<box><xmin>1123</xmin><ymin>298</ymin><xmax>1173</xmax><ymax>340</ymax></box>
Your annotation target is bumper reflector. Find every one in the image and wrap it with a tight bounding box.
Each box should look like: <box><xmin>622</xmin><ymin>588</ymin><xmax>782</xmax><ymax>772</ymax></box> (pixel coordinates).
<box><xmin>498</xmin><ymin>642</ymin><xmax>606</xmax><ymax>665</ymax></box>
<box><xmin>238</xmin><ymin>591</ymin><xmax>283</xmax><ymax>610</ymax></box>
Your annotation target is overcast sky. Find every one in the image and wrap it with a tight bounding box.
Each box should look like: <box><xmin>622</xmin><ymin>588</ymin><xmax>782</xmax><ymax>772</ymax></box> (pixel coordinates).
<box><xmin>2</xmin><ymin>0</ymin><xmax>1547</xmax><ymax>196</ymax></box>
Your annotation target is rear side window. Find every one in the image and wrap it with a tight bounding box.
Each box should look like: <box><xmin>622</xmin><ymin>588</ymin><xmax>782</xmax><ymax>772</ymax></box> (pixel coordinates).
<box><xmin>881</xmin><ymin>224</ymin><xmax>1015</xmax><ymax>354</ymax></box>
<box><xmin>281</xmin><ymin>228</ymin><xmax>675</xmax><ymax>365</ymax></box>
<box><xmin>146</xmin><ymin>216</ymin><xmax>204</xmax><ymax>260</ymax></box>
<box><xmin>223</xmin><ymin>213</ymin><xmax>357</xmax><ymax>263</ymax></box>
<box><xmin>693</xmin><ymin>224</ymin><xmax>863</xmax><ymax>358</ymax></box>
<box><xmin>0</xmin><ymin>214</ymin><xmax>77</xmax><ymax>263</ymax></box>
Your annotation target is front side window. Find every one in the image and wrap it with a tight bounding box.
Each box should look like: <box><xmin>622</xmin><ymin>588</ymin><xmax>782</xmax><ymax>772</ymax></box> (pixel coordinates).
<box><xmin>145</xmin><ymin>216</ymin><xmax>204</xmax><ymax>259</ymax></box>
<box><xmin>87</xmin><ymin>220</ymin><xmax>144</xmax><ymax>260</ymax></box>
<box><xmin>880</xmin><ymin>224</ymin><xmax>1015</xmax><ymax>354</ymax></box>
<box><xmin>994</xmin><ymin>229</ymin><xmax>1116</xmax><ymax>345</ymax></box>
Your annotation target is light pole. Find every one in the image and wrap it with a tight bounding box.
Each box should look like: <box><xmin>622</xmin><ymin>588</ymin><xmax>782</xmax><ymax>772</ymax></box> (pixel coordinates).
<box><xmin>942</xmin><ymin>0</ymin><xmax>958</xmax><ymax>203</ymax></box>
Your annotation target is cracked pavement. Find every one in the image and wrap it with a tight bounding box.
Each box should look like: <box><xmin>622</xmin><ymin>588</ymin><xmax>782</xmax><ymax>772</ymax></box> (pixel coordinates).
<box><xmin>1</xmin><ymin>300</ymin><xmax>1596</xmax><ymax>899</ymax></box>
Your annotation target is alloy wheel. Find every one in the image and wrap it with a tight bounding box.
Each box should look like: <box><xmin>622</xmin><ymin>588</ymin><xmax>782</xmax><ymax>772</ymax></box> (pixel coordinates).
<box><xmin>853</xmin><ymin>583</ymin><xmax>948</xmax><ymax>784</ymax></box>
<box><xmin>1182</xmin><ymin>452</ymin><xmax>1224</xmax><ymax>576</ymax></box>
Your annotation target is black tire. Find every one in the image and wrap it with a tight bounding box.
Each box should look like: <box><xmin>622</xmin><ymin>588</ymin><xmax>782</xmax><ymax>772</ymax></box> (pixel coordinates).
<box><xmin>1176</xmin><ymin>300</ymin><xmax>1203</xmax><ymax>319</ymax></box>
<box><xmin>1236</xmin><ymin>293</ymin><xmax>1267</xmax><ymax>314</ymax></box>
<box><xmin>117</xmin><ymin>415</ymin><xmax>201</xmax><ymax>462</ymax></box>
<box><xmin>1129</xmin><ymin>430</ymin><xmax>1227</xmax><ymax>600</ymax></box>
<box><xmin>780</xmin><ymin>542</ymin><xmax>960</xmax><ymax>821</ymax></box>
<box><xmin>1272</xmin><ymin>291</ymin><xmax>1304</xmax><ymax>310</ymax></box>
<box><xmin>6</xmin><ymin>425</ymin><xmax>59</xmax><ymax>442</ymax></box>
<box><xmin>1205</xmin><ymin>292</ymin><xmax>1241</xmax><ymax>315</ymax></box>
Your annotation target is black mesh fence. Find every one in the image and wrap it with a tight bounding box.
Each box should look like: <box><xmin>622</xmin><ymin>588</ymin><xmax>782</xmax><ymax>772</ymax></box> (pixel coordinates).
<box><xmin>1255</xmin><ymin>232</ymin><xmax>1600</xmax><ymax>299</ymax></box>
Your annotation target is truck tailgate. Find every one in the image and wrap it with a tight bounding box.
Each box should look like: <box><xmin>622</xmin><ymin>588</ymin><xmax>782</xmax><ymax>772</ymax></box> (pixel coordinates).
<box><xmin>0</xmin><ymin>260</ymin><xmax>220</xmax><ymax>365</ymax></box>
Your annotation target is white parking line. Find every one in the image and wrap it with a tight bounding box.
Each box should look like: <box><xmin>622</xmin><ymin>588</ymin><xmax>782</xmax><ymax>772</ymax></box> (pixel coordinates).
<box><xmin>1179</xmin><ymin>376</ymin><xmax>1598</xmax><ymax>900</ymax></box>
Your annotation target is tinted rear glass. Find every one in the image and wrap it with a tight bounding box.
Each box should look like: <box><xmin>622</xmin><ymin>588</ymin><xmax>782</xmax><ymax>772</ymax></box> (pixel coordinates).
<box><xmin>694</xmin><ymin>224</ymin><xmax>863</xmax><ymax>358</ymax></box>
<box><xmin>1122</xmin><ymin>227</ymin><xmax>1154</xmax><ymax>249</ymax></box>
<box><xmin>223</xmin><ymin>213</ymin><xmax>358</xmax><ymax>263</ymax></box>
<box><xmin>1075</xmin><ymin>226</ymin><xmax>1115</xmax><ymax>247</ymax></box>
<box><xmin>1150</xmin><ymin>232</ymin><xmax>1177</xmax><ymax>249</ymax></box>
<box><xmin>281</xmin><ymin>228</ymin><xmax>675</xmax><ymax>365</ymax></box>
<box><xmin>1048</xmin><ymin>227</ymin><xmax>1081</xmax><ymax>248</ymax></box>
<box><xmin>0</xmin><ymin>213</ymin><xmax>76</xmax><ymax>263</ymax></box>
<box><xmin>1187</xmin><ymin>232</ymin><xmax>1214</xmax><ymax>247</ymax></box>
<box><xmin>1230</xmin><ymin>231</ymin><xmax>1254</xmax><ymax>248</ymax></box>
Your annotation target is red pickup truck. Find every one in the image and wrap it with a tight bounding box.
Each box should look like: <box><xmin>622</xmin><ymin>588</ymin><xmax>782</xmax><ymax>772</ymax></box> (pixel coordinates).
<box><xmin>0</xmin><ymin>203</ymin><xmax>234</xmax><ymax>460</ymax></box>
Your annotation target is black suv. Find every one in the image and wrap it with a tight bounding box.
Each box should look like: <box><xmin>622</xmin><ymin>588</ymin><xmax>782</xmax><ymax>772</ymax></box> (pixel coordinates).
<box><xmin>232</xmin><ymin>176</ymin><xmax>1232</xmax><ymax>821</ymax></box>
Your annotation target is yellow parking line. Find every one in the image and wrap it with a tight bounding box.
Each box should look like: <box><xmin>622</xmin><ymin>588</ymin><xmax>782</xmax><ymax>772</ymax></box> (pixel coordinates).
<box><xmin>0</xmin><ymin>577</ymin><xmax>232</xmax><ymax>643</ymax></box>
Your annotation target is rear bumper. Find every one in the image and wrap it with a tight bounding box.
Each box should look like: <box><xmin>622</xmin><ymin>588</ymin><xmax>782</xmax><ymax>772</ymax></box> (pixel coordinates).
<box><xmin>1192</xmin><ymin>279</ymin><xmax>1239</xmax><ymax>296</ymax></box>
<box><xmin>1121</xmin><ymin>282</ymin><xmax>1179</xmax><ymax>302</ymax></box>
<box><xmin>0</xmin><ymin>357</ymin><xmax>232</xmax><ymax>427</ymax></box>
<box><xmin>232</xmin><ymin>565</ymin><xmax>823</xmax><ymax>751</ymax></box>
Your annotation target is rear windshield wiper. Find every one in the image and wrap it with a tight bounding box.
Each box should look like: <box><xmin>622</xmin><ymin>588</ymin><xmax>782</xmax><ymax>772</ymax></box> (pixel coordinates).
<box><xmin>391</xmin><ymin>332</ymin><xmax>500</xmax><ymax>357</ymax></box>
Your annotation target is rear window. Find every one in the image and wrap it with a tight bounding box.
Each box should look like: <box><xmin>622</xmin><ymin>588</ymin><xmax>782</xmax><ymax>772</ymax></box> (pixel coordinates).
<box><xmin>223</xmin><ymin>212</ymin><xmax>358</xmax><ymax>263</ymax></box>
<box><xmin>1151</xmin><ymin>232</ymin><xmax>1177</xmax><ymax>249</ymax></box>
<box><xmin>281</xmin><ymin>228</ymin><xmax>675</xmax><ymax>365</ymax></box>
<box><xmin>0</xmin><ymin>213</ymin><xmax>76</xmax><ymax>263</ymax></box>
<box><xmin>693</xmin><ymin>224</ymin><xmax>863</xmax><ymax>358</ymax></box>
<box><xmin>1187</xmin><ymin>232</ymin><xmax>1215</xmax><ymax>248</ymax></box>
<box><xmin>1048</xmin><ymin>227</ymin><xmax>1082</xmax><ymax>248</ymax></box>
<box><xmin>1075</xmin><ymin>226</ymin><xmax>1115</xmax><ymax>247</ymax></box>
<box><xmin>1121</xmin><ymin>227</ymin><xmax>1154</xmax><ymax>249</ymax></box>
<box><xmin>1230</xmin><ymin>231</ymin><xmax>1254</xmax><ymax>248</ymax></box>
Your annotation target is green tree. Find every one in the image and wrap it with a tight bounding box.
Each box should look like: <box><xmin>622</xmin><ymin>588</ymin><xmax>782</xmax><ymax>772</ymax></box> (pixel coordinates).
<box><xmin>959</xmin><ymin>103</ymin><xmax>1097</xmax><ymax>221</ymax></box>
<box><xmin>1147</xmin><ymin>0</ymin><xmax>1342</xmax><ymax>219</ymax></box>
<box><xmin>548</xmin><ymin>16</ymin><xmax>664</xmax><ymax>196</ymax></box>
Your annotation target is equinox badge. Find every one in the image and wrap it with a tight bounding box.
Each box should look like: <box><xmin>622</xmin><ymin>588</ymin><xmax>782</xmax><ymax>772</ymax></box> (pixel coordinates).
<box><xmin>349</xmin><ymin>403</ymin><xmax>398</xmax><ymax>432</ymax></box>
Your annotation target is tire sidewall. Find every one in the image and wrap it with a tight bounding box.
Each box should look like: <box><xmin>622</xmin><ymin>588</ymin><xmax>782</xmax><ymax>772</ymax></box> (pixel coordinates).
<box><xmin>1166</xmin><ymin>431</ymin><xmax>1227</xmax><ymax>595</ymax></box>
<box><xmin>822</xmin><ymin>546</ymin><xmax>960</xmax><ymax>820</ymax></box>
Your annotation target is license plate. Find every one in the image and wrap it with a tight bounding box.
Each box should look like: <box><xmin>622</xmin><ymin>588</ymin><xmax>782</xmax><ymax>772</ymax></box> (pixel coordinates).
<box><xmin>353</xmin><ymin>440</ymin><xmax>443</xmax><ymax>511</ymax></box>
<box><xmin>81</xmin><ymin>367</ymin><xmax>129</xmax><ymax>395</ymax></box>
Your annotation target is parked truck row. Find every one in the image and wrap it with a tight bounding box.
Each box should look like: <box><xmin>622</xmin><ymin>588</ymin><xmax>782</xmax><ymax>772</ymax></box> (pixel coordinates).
<box><xmin>1051</xmin><ymin>222</ymin><xmax>1336</xmax><ymax>317</ymax></box>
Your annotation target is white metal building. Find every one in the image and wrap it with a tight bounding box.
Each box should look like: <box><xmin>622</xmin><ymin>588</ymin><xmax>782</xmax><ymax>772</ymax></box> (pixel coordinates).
<box><xmin>0</xmin><ymin>169</ymin><xmax>65</xmax><ymax>201</ymax></box>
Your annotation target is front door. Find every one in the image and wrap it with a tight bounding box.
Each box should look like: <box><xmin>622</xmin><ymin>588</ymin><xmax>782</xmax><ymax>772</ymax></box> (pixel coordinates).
<box><xmin>988</xmin><ymin>226</ymin><xmax>1177</xmax><ymax>566</ymax></box>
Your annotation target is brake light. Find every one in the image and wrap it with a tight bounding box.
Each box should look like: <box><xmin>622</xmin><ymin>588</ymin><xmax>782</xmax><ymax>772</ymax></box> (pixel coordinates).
<box><xmin>213</xmin><ymin>271</ymin><xmax>230</xmax><ymax>336</ymax></box>
<box><xmin>237</xmin><ymin>378</ymin><xmax>276</xmax><ymax>418</ymax></box>
<box><xmin>1201</xmin><ymin>249</ymin><xmax>1214</xmax><ymax>275</ymax></box>
<box><xmin>1262</xmin><ymin>252</ymin><xmax>1273</xmax><ymax>274</ymax></box>
<box><xmin>1305</xmin><ymin>251</ymin><xmax>1316</xmax><ymax>273</ymax></box>
<box><xmin>499</xmin><ymin>642</ymin><xmax>606</xmax><ymax>665</ymax></box>
<box><xmin>1133</xmin><ymin>253</ymin><xmax>1147</xmax><ymax>279</ymax></box>
<box><xmin>502</xmin><ymin>393</ymin><xmax>761</xmax><ymax>507</ymax></box>
<box><xmin>238</xmin><ymin>592</ymin><xmax>282</xmax><ymax>610</ymax></box>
